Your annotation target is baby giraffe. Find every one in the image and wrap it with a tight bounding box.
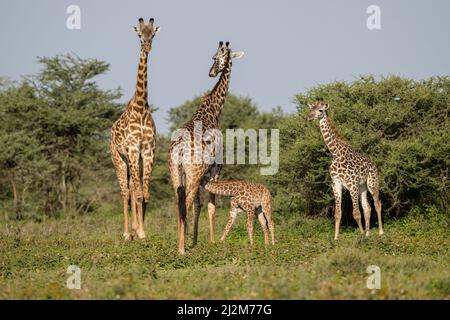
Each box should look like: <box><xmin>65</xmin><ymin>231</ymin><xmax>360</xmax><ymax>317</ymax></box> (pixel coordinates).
<box><xmin>204</xmin><ymin>180</ymin><xmax>275</xmax><ymax>245</ymax></box>
<box><xmin>308</xmin><ymin>100</ymin><xmax>383</xmax><ymax>240</ymax></box>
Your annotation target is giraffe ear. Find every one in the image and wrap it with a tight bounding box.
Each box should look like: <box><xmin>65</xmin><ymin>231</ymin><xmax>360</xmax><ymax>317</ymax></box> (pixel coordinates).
<box><xmin>323</xmin><ymin>103</ymin><xmax>329</xmax><ymax>110</ymax></box>
<box><xmin>231</xmin><ymin>51</ymin><xmax>244</xmax><ymax>60</ymax></box>
<box><xmin>132</xmin><ymin>26</ymin><xmax>139</xmax><ymax>33</ymax></box>
<box><xmin>308</xmin><ymin>103</ymin><xmax>314</xmax><ymax>109</ymax></box>
<box><xmin>154</xmin><ymin>26</ymin><xmax>161</xmax><ymax>34</ymax></box>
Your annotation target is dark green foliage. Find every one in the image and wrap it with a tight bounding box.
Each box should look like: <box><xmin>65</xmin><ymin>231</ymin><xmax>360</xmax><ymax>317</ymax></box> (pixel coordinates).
<box><xmin>272</xmin><ymin>75</ymin><xmax>449</xmax><ymax>217</ymax></box>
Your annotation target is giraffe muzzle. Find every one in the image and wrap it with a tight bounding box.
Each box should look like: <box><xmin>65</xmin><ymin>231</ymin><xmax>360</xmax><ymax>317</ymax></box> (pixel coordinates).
<box><xmin>209</xmin><ymin>68</ymin><xmax>218</xmax><ymax>78</ymax></box>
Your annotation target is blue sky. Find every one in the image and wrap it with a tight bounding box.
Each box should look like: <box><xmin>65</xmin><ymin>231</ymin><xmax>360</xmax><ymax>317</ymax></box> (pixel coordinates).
<box><xmin>0</xmin><ymin>0</ymin><xmax>449</xmax><ymax>133</ymax></box>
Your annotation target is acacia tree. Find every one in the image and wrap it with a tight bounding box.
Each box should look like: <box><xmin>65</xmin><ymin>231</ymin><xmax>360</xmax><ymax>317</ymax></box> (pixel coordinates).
<box><xmin>0</xmin><ymin>83</ymin><xmax>51</xmax><ymax>219</ymax></box>
<box><xmin>0</xmin><ymin>54</ymin><xmax>123</xmax><ymax>218</ymax></box>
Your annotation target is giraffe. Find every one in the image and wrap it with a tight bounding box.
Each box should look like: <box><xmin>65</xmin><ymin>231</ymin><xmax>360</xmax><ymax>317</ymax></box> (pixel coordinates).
<box><xmin>110</xmin><ymin>18</ymin><xmax>160</xmax><ymax>241</ymax></box>
<box><xmin>168</xmin><ymin>41</ymin><xmax>244</xmax><ymax>254</ymax></box>
<box><xmin>204</xmin><ymin>180</ymin><xmax>275</xmax><ymax>245</ymax></box>
<box><xmin>307</xmin><ymin>101</ymin><xmax>384</xmax><ymax>240</ymax></box>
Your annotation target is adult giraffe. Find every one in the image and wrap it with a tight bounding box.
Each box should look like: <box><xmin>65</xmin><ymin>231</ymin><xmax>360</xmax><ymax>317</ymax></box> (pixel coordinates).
<box><xmin>110</xmin><ymin>18</ymin><xmax>160</xmax><ymax>241</ymax></box>
<box><xmin>169</xmin><ymin>41</ymin><xmax>244</xmax><ymax>254</ymax></box>
<box><xmin>307</xmin><ymin>101</ymin><xmax>384</xmax><ymax>240</ymax></box>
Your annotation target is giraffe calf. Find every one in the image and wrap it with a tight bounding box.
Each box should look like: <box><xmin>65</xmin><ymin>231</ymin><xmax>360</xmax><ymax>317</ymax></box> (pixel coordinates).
<box><xmin>204</xmin><ymin>180</ymin><xmax>275</xmax><ymax>245</ymax></box>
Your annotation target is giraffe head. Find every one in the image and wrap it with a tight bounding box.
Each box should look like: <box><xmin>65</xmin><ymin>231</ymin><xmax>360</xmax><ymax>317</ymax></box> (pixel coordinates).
<box><xmin>307</xmin><ymin>101</ymin><xmax>329</xmax><ymax>120</ymax></box>
<box><xmin>132</xmin><ymin>18</ymin><xmax>161</xmax><ymax>53</ymax></box>
<box><xmin>209</xmin><ymin>41</ymin><xmax>244</xmax><ymax>77</ymax></box>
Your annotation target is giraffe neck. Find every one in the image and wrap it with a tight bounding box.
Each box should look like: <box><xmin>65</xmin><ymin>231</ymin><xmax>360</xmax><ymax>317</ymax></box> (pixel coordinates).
<box><xmin>319</xmin><ymin>115</ymin><xmax>350</xmax><ymax>157</ymax></box>
<box><xmin>132</xmin><ymin>49</ymin><xmax>149</xmax><ymax>111</ymax></box>
<box><xmin>204</xmin><ymin>180</ymin><xmax>236</xmax><ymax>196</ymax></box>
<box><xmin>200</xmin><ymin>58</ymin><xmax>232</xmax><ymax>122</ymax></box>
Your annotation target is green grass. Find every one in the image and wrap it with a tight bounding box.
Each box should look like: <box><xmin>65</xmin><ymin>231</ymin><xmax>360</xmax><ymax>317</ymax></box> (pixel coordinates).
<box><xmin>0</xmin><ymin>206</ymin><xmax>448</xmax><ymax>299</ymax></box>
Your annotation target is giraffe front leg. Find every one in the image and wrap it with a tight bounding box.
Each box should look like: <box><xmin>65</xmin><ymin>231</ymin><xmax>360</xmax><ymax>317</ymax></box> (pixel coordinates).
<box><xmin>185</xmin><ymin>174</ymin><xmax>202</xmax><ymax>246</ymax></box>
<box><xmin>111</xmin><ymin>144</ymin><xmax>131</xmax><ymax>241</ymax></box>
<box><xmin>129</xmin><ymin>179</ymin><xmax>138</xmax><ymax>236</ymax></box>
<box><xmin>220</xmin><ymin>199</ymin><xmax>239</xmax><ymax>242</ymax></box>
<box><xmin>141</xmin><ymin>140</ymin><xmax>155</xmax><ymax>238</ymax></box>
<box><xmin>246</xmin><ymin>208</ymin><xmax>255</xmax><ymax>246</ymax></box>
<box><xmin>128</xmin><ymin>148</ymin><xmax>145</xmax><ymax>239</ymax></box>
<box><xmin>208</xmin><ymin>193</ymin><xmax>216</xmax><ymax>243</ymax></box>
<box><xmin>192</xmin><ymin>191</ymin><xmax>202</xmax><ymax>246</ymax></box>
<box><xmin>331</xmin><ymin>178</ymin><xmax>343</xmax><ymax>241</ymax></box>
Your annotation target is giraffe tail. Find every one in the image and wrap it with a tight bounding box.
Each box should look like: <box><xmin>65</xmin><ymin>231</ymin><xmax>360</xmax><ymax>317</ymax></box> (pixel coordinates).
<box><xmin>177</xmin><ymin>186</ymin><xmax>187</xmax><ymax>225</ymax></box>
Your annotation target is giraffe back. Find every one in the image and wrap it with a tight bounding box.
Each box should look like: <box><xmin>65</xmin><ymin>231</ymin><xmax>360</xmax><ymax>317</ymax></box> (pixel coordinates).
<box><xmin>205</xmin><ymin>180</ymin><xmax>271</xmax><ymax>206</ymax></box>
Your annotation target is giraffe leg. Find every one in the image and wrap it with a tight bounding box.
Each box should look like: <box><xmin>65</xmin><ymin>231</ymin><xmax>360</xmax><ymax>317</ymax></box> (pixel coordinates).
<box><xmin>129</xmin><ymin>179</ymin><xmax>138</xmax><ymax>236</ymax></box>
<box><xmin>257</xmin><ymin>210</ymin><xmax>269</xmax><ymax>245</ymax></box>
<box><xmin>246</xmin><ymin>207</ymin><xmax>255</xmax><ymax>246</ymax></box>
<box><xmin>207</xmin><ymin>163</ymin><xmax>221</xmax><ymax>243</ymax></box>
<box><xmin>111</xmin><ymin>144</ymin><xmax>131</xmax><ymax>241</ymax></box>
<box><xmin>261</xmin><ymin>196</ymin><xmax>275</xmax><ymax>245</ymax></box>
<box><xmin>331</xmin><ymin>178</ymin><xmax>343</xmax><ymax>241</ymax></box>
<box><xmin>220</xmin><ymin>199</ymin><xmax>240</xmax><ymax>242</ymax></box>
<box><xmin>140</xmin><ymin>141</ymin><xmax>155</xmax><ymax>239</ymax></box>
<box><xmin>128</xmin><ymin>148</ymin><xmax>144</xmax><ymax>239</ymax></box>
<box><xmin>184</xmin><ymin>177</ymin><xmax>202</xmax><ymax>246</ymax></box>
<box><xmin>208</xmin><ymin>193</ymin><xmax>216</xmax><ymax>243</ymax></box>
<box><xmin>368</xmin><ymin>171</ymin><xmax>384</xmax><ymax>235</ymax></box>
<box><xmin>350</xmin><ymin>188</ymin><xmax>365</xmax><ymax>235</ymax></box>
<box><xmin>360</xmin><ymin>185</ymin><xmax>371</xmax><ymax>236</ymax></box>
<box><xmin>192</xmin><ymin>191</ymin><xmax>202</xmax><ymax>246</ymax></box>
<box><xmin>169</xmin><ymin>147</ymin><xmax>187</xmax><ymax>254</ymax></box>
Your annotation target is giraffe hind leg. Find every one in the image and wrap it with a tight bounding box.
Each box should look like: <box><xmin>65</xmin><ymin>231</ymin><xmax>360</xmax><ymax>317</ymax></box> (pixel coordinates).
<box><xmin>257</xmin><ymin>208</ymin><xmax>270</xmax><ymax>245</ymax></box>
<box><xmin>367</xmin><ymin>170</ymin><xmax>384</xmax><ymax>235</ymax></box>
<box><xmin>261</xmin><ymin>196</ymin><xmax>275</xmax><ymax>245</ymax></box>
<box><xmin>360</xmin><ymin>183</ymin><xmax>371</xmax><ymax>237</ymax></box>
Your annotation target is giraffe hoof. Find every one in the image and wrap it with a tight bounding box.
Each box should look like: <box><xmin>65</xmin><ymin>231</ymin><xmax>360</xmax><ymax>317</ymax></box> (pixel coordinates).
<box><xmin>123</xmin><ymin>233</ymin><xmax>132</xmax><ymax>241</ymax></box>
<box><xmin>136</xmin><ymin>230</ymin><xmax>146</xmax><ymax>239</ymax></box>
<box><xmin>365</xmin><ymin>231</ymin><xmax>370</xmax><ymax>237</ymax></box>
<box><xmin>379</xmin><ymin>230</ymin><xmax>384</xmax><ymax>236</ymax></box>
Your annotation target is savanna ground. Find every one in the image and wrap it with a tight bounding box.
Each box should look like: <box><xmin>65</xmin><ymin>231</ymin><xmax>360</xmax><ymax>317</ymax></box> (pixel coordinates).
<box><xmin>0</xmin><ymin>205</ymin><xmax>448</xmax><ymax>299</ymax></box>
